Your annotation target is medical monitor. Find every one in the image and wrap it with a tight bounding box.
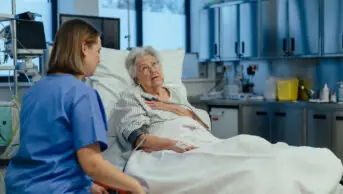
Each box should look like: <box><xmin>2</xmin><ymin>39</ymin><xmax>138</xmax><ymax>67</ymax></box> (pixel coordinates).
<box><xmin>4</xmin><ymin>19</ymin><xmax>47</xmax><ymax>58</ymax></box>
<box><xmin>59</xmin><ymin>14</ymin><xmax>120</xmax><ymax>50</ymax></box>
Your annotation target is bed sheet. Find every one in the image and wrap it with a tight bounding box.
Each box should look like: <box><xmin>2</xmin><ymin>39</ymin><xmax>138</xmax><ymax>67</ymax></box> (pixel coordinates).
<box><xmin>125</xmin><ymin>117</ymin><xmax>343</xmax><ymax>194</ymax></box>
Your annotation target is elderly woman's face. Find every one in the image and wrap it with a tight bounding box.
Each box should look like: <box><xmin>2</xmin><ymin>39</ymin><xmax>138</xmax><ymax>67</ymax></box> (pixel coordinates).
<box><xmin>135</xmin><ymin>55</ymin><xmax>164</xmax><ymax>89</ymax></box>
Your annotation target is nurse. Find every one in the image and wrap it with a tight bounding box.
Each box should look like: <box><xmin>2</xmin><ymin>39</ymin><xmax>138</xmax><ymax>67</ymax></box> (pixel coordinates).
<box><xmin>5</xmin><ymin>19</ymin><xmax>145</xmax><ymax>194</ymax></box>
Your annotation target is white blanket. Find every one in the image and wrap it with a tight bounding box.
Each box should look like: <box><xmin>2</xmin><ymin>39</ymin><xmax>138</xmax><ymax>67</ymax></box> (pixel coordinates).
<box><xmin>125</xmin><ymin>117</ymin><xmax>343</xmax><ymax>194</ymax></box>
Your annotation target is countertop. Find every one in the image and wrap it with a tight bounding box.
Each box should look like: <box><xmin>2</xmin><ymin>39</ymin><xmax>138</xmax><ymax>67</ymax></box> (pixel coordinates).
<box><xmin>188</xmin><ymin>95</ymin><xmax>343</xmax><ymax>110</ymax></box>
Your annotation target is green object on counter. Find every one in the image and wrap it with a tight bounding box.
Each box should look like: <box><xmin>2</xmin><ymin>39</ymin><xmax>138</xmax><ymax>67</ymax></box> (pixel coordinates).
<box><xmin>0</xmin><ymin>106</ymin><xmax>12</xmax><ymax>146</ymax></box>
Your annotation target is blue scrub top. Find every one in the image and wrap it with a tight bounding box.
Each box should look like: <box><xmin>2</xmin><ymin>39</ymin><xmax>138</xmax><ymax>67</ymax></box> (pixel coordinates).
<box><xmin>5</xmin><ymin>74</ymin><xmax>108</xmax><ymax>194</ymax></box>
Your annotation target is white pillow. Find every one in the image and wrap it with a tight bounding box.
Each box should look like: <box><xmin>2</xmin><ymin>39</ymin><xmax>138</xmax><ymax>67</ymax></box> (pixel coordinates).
<box><xmin>88</xmin><ymin>47</ymin><xmax>187</xmax><ymax>119</ymax></box>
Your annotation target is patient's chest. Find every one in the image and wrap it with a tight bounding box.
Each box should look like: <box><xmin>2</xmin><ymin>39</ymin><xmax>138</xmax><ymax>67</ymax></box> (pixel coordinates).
<box><xmin>148</xmin><ymin>108</ymin><xmax>180</xmax><ymax>123</ymax></box>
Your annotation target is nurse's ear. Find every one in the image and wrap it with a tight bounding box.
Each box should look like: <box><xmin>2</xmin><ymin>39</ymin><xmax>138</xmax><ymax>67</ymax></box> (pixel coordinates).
<box><xmin>81</xmin><ymin>41</ymin><xmax>90</xmax><ymax>57</ymax></box>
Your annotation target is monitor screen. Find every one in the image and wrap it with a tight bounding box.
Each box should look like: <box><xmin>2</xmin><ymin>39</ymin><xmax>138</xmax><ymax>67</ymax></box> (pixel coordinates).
<box><xmin>59</xmin><ymin>14</ymin><xmax>120</xmax><ymax>49</ymax></box>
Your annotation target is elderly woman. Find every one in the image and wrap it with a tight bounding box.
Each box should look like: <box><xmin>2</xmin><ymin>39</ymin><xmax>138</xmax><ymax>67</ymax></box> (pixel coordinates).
<box><xmin>108</xmin><ymin>46</ymin><xmax>343</xmax><ymax>194</ymax></box>
<box><xmin>109</xmin><ymin>46</ymin><xmax>213</xmax><ymax>167</ymax></box>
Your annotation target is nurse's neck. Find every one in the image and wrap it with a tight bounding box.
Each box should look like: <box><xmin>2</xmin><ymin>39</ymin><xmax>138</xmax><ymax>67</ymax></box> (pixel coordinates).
<box><xmin>76</xmin><ymin>75</ymin><xmax>85</xmax><ymax>80</ymax></box>
<box><xmin>54</xmin><ymin>72</ymin><xmax>84</xmax><ymax>80</ymax></box>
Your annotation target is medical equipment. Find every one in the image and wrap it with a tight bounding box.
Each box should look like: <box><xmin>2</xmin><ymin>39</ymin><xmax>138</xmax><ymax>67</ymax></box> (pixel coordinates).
<box><xmin>4</xmin><ymin>19</ymin><xmax>46</xmax><ymax>58</ymax></box>
<box><xmin>122</xmin><ymin>133</ymin><xmax>147</xmax><ymax>172</ymax></box>
<box><xmin>1</xmin><ymin>12</ymin><xmax>46</xmax><ymax>88</ymax></box>
<box><xmin>0</xmin><ymin>100</ymin><xmax>20</xmax><ymax>158</ymax></box>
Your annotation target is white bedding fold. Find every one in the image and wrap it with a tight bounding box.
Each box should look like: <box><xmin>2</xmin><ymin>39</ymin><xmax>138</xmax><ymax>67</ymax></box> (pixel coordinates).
<box><xmin>125</xmin><ymin>117</ymin><xmax>343</xmax><ymax>194</ymax></box>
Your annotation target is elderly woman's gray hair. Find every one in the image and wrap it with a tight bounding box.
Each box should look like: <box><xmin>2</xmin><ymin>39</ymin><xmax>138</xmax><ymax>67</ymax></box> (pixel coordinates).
<box><xmin>125</xmin><ymin>46</ymin><xmax>161</xmax><ymax>79</ymax></box>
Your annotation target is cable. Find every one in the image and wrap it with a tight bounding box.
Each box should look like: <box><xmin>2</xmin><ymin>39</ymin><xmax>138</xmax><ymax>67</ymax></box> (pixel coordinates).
<box><xmin>3</xmin><ymin>97</ymin><xmax>21</xmax><ymax>158</ymax></box>
<box><xmin>206</xmin><ymin>66</ymin><xmax>226</xmax><ymax>94</ymax></box>
<box><xmin>122</xmin><ymin>135</ymin><xmax>147</xmax><ymax>172</ymax></box>
<box><xmin>23</xmin><ymin>71</ymin><xmax>31</xmax><ymax>84</ymax></box>
<box><xmin>7</xmin><ymin>69</ymin><xmax>12</xmax><ymax>91</ymax></box>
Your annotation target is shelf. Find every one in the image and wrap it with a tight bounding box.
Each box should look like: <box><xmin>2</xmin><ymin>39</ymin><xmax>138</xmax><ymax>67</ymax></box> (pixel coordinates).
<box><xmin>0</xmin><ymin>13</ymin><xmax>14</xmax><ymax>22</ymax></box>
<box><xmin>0</xmin><ymin>66</ymin><xmax>15</xmax><ymax>70</ymax></box>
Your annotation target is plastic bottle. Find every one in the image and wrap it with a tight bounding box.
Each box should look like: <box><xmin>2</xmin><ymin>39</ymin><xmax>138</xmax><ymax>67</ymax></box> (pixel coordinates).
<box><xmin>322</xmin><ymin>83</ymin><xmax>330</xmax><ymax>102</ymax></box>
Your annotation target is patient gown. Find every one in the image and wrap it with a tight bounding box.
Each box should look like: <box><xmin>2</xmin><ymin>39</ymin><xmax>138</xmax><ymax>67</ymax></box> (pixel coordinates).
<box><xmin>105</xmin><ymin>85</ymin><xmax>343</xmax><ymax>194</ymax></box>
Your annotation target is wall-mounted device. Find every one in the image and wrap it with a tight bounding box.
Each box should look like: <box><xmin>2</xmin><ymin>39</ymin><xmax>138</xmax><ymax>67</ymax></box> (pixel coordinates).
<box><xmin>4</xmin><ymin>19</ymin><xmax>47</xmax><ymax>59</ymax></box>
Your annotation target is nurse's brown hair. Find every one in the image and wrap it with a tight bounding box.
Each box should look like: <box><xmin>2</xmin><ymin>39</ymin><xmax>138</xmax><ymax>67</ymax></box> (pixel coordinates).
<box><xmin>47</xmin><ymin>19</ymin><xmax>100</xmax><ymax>76</ymax></box>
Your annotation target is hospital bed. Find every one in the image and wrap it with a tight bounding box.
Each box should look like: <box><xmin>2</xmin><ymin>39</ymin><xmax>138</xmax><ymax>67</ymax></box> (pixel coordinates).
<box><xmin>88</xmin><ymin>48</ymin><xmax>343</xmax><ymax>194</ymax></box>
<box><xmin>87</xmin><ymin>47</ymin><xmax>188</xmax><ymax>193</ymax></box>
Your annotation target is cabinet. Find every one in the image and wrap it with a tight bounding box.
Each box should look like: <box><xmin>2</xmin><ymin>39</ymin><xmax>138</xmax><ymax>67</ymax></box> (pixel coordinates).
<box><xmin>323</xmin><ymin>0</ymin><xmax>343</xmax><ymax>55</ymax></box>
<box><xmin>270</xmin><ymin>106</ymin><xmax>304</xmax><ymax>146</ymax></box>
<box><xmin>241</xmin><ymin>105</ymin><xmax>270</xmax><ymax>140</ymax></box>
<box><xmin>332</xmin><ymin>112</ymin><xmax>343</xmax><ymax>163</ymax></box>
<box><xmin>219</xmin><ymin>1</ymin><xmax>258</xmax><ymax>60</ymax></box>
<box><xmin>198</xmin><ymin>9</ymin><xmax>211</xmax><ymax>61</ymax></box>
<box><xmin>210</xmin><ymin>107</ymin><xmax>239</xmax><ymax>139</ymax></box>
<box><xmin>198</xmin><ymin>8</ymin><xmax>218</xmax><ymax>61</ymax></box>
<box><xmin>260</xmin><ymin>0</ymin><xmax>320</xmax><ymax>58</ymax></box>
<box><xmin>307</xmin><ymin>109</ymin><xmax>332</xmax><ymax>149</ymax></box>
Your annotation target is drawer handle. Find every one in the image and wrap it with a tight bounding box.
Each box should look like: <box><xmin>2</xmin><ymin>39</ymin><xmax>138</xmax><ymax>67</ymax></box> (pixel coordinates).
<box><xmin>256</xmin><ymin>111</ymin><xmax>267</xmax><ymax>116</ymax></box>
<box><xmin>235</xmin><ymin>42</ymin><xmax>239</xmax><ymax>54</ymax></box>
<box><xmin>283</xmin><ymin>38</ymin><xmax>287</xmax><ymax>52</ymax></box>
<box><xmin>313</xmin><ymin>114</ymin><xmax>326</xmax><ymax>120</ymax></box>
<box><xmin>336</xmin><ymin>116</ymin><xmax>343</xmax><ymax>121</ymax></box>
<box><xmin>275</xmin><ymin>112</ymin><xmax>286</xmax><ymax>117</ymax></box>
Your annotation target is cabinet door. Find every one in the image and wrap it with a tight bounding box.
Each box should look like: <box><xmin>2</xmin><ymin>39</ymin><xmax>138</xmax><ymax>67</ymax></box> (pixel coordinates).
<box><xmin>219</xmin><ymin>4</ymin><xmax>239</xmax><ymax>60</ymax></box>
<box><xmin>210</xmin><ymin>107</ymin><xmax>239</xmax><ymax>139</ymax></box>
<box><xmin>323</xmin><ymin>0</ymin><xmax>343</xmax><ymax>55</ymax></box>
<box><xmin>332</xmin><ymin>112</ymin><xmax>343</xmax><ymax>162</ymax></box>
<box><xmin>288</xmin><ymin>0</ymin><xmax>320</xmax><ymax>56</ymax></box>
<box><xmin>260</xmin><ymin>0</ymin><xmax>288</xmax><ymax>58</ymax></box>
<box><xmin>239</xmin><ymin>2</ymin><xmax>258</xmax><ymax>58</ymax></box>
<box><xmin>198</xmin><ymin>9</ymin><xmax>211</xmax><ymax>61</ymax></box>
<box><xmin>211</xmin><ymin>7</ymin><xmax>220</xmax><ymax>59</ymax></box>
<box><xmin>241</xmin><ymin>106</ymin><xmax>270</xmax><ymax>141</ymax></box>
<box><xmin>271</xmin><ymin>108</ymin><xmax>304</xmax><ymax>146</ymax></box>
<box><xmin>307</xmin><ymin>110</ymin><xmax>332</xmax><ymax>148</ymax></box>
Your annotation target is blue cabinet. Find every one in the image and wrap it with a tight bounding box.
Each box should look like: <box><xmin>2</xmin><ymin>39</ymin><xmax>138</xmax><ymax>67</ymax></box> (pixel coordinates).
<box><xmin>219</xmin><ymin>1</ymin><xmax>258</xmax><ymax>60</ymax></box>
<box><xmin>239</xmin><ymin>2</ymin><xmax>259</xmax><ymax>58</ymax></box>
<box><xmin>323</xmin><ymin>0</ymin><xmax>343</xmax><ymax>56</ymax></box>
<box><xmin>219</xmin><ymin>4</ymin><xmax>239</xmax><ymax>60</ymax></box>
<box><xmin>198</xmin><ymin>8</ymin><xmax>219</xmax><ymax>61</ymax></box>
<box><xmin>260</xmin><ymin>0</ymin><xmax>320</xmax><ymax>58</ymax></box>
<box><xmin>288</xmin><ymin>0</ymin><xmax>320</xmax><ymax>56</ymax></box>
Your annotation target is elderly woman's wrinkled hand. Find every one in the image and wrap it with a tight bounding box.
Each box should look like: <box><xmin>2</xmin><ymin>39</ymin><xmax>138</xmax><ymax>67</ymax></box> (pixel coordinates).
<box><xmin>172</xmin><ymin>141</ymin><xmax>197</xmax><ymax>153</ymax></box>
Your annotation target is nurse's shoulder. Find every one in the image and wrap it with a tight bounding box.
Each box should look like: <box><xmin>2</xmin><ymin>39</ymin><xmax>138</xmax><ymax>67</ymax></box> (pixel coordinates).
<box><xmin>23</xmin><ymin>74</ymin><xmax>98</xmax><ymax>104</ymax></box>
